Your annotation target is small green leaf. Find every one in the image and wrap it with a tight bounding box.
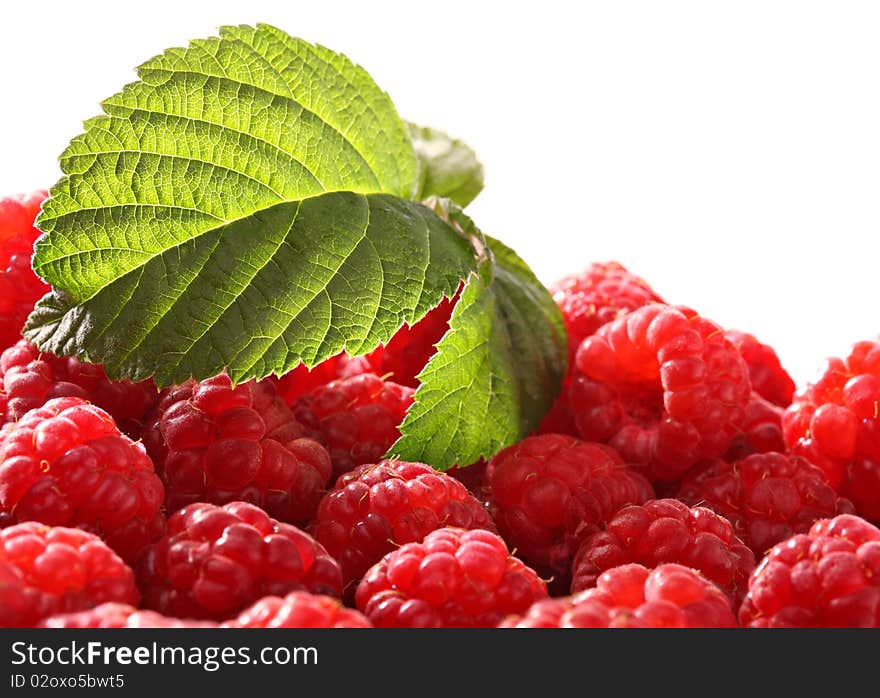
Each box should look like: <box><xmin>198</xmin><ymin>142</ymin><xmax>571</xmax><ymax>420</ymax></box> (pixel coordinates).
<box><xmin>26</xmin><ymin>25</ymin><xmax>480</xmax><ymax>385</ymax></box>
<box><xmin>390</xmin><ymin>203</ymin><xmax>568</xmax><ymax>470</ymax></box>
<box><xmin>408</xmin><ymin>123</ymin><xmax>484</xmax><ymax>207</ymax></box>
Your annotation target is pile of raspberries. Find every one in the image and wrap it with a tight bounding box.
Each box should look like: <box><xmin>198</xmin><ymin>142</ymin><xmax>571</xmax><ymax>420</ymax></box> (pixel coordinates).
<box><xmin>3</xmin><ymin>191</ymin><xmax>880</xmax><ymax>629</ymax></box>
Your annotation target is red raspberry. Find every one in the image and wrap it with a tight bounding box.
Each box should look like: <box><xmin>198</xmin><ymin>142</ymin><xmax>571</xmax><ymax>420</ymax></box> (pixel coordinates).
<box><xmin>725</xmin><ymin>330</ymin><xmax>795</xmax><ymax>407</ymax></box>
<box><xmin>783</xmin><ymin>340</ymin><xmax>880</xmax><ymax>519</ymax></box>
<box><xmin>293</xmin><ymin>373</ymin><xmax>413</xmax><ymax>477</ymax></box>
<box><xmin>500</xmin><ymin>563</ymin><xmax>736</xmax><ymax>628</ymax></box>
<box><xmin>0</xmin><ymin>522</ymin><xmax>138</xmax><ymax>627</ymax></box>
<box><xmin>145</xmin><ymin>374</ymin><xmax>331</xmax><ymax>524</ymax></box>
<box><xmin>0</xmin><ymin>340</ymin><xmax>158</xmax><ymax>437</ymax></box>
<box><xmin>571</xmin><ymin>498</ymin><xmax>755</xmax><ymax>603</ymax></box>
<box><xmin>226</xmin><ymin>591</ymin><xmax>372</xmax><ymax>628</ymax></box>
<box><xmin>0</xmin><ymin>191</ymin><xmax>50</xmax><ymax>353</ymax></box>
<box><xmin>365</xmin><ymin>293</ymin><xmax>458</xmax><ymax>388</ymax></box>
<box><xmin>539</xmin><ymin>263</ymin><xmax>664</xmax><ymax>437</ymax></box>
<box><xmin>570</xmin><ymin>304</ymin><xmax>751</xmax><ymax>482</ymax></box>
<box><xmin>677</xmin><ymin>453</ymin><xmax>854</xmax><ymax>556</ymax></box>
<box><xmin>138</xmin><ymin>501</ymin><xmax>342</xmax><ymax>620</ymax></box>
<box><xmin>0</xmin><ymin>397</ymin><xmax>164</xmax><ymax>562</ymax></box>
<box><xmin>487</xmin><ymin>434</ymin><xmax>654</xmax><ymax>579</ymax></box>
<box><xmin>39</xmin><ymin>603</ymin><xmax>216</xmax><ymax>628</ymax></box>
<box><xmin>551</xmin><ymin>262</ymin><xmax>664</xmax><ymax>360</ymax></box>
<box><xmin>356</xmin><ymin>527</ymin><xmax>547</xmax><ymax>628</ymax></box>
<box><xmin>311</xmin><ymin>459</ymin><xmax>495</xmax><ymax>590</ymax></box>
<box><xmin>725</xmin><ymin>392</ymin><xmax>785</xmax><ymax>460</ymax></box>
<box><xmin>270</xmin><ymin>351</ymin><xmax>372</xmax><ymax>407</ymax></box>
<box><xmin>740</xmin><ymin>514</ymin><xmax>880</xmax><ymax>627</ymax></box>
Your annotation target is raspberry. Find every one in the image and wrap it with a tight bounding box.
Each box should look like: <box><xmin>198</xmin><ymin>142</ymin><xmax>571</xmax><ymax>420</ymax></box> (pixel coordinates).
<box><xmin>138</xmin><ymin>501</ymin><xmax>342</xmax><ymax>620</ymax></box>
<box><xmin>0</xmin><ymin>340</ymin><xmax>158</xmax><ymax>437</ymax></box>
<box><xmin>0</xmin><ymin>397</ymin><xmax>164</xmax><ymax>562</ymax></box>
<box><xmin>226</xmin><ymin>591</ymin><xmax>372</xmax><ymax>628</ymax></box>
<box><xmin>725</xmin><ymin>392</ymin><xmax>785</xmax><ymax>460</ymax></box>
<box><xmin>740</xmin><ymin>515</ymin><xmax>880</xmax><ymax>627</ymax></box>
<box><xmin>311</xmin><ymin>459</ymin><xmax>495</xmax><ymax>590</ymax></box>
<box><xmin>39</xmin><ymin>603</ymin><xmax>216</xmax><ymax>628</ymax></box>
<box><xmin>356</xmin><ymin>527</ymin><xmax>548</xmax><ymax>628</ymax></box>
<box><xmin>145</xmin><ymin>374</ymin><xmax>331</xmax><ymax>524</ymax></box>
<box><xmin>571</xmin><ymin>498</ymin><xmax>755</xmax><ymax>603</ymax></box>
<box><xmin>539</xmin><ymin>263</ymin><xmax>664</xmax><ymax>437</ymax></box>
<box><xmin>270</xmin><ymin>351</ymin><xmax>372</xmax><ymax>407</ymax></box>
<box><xmin>500</xmin><ymin>563</ymin><xmax>736</xmax><ymax>628</ymax></box>
<box><xmin>570</xmin><ymin>304</ymin><xmax>751</xmax><ymax>482</ymax></box>
<box><xmin>0</xmin><ymin>522</ymin><xmax>138</xmax><ymax>627</ymax></box>
<box><xmin>487</xmin><ymin>434</ymin><xmax>654</xmax><ymax>579</ymax></box>
<box><xmin>677</xmin><ymin>453</ymin><xmax>854</xmax><ymax>556</ymax></box>
<box><xmin>365</xmin><ymin>293</ymin><xmax>458</xmax><ymax>388</ymax></box>
<box><xmin>0</xmin><ymin>191</ymin><xmax>50</xmax><ymax>353</ymax></box>
<box><xmin>725</xmin><ymin>330</ymin><xmax>795</xmax><ymax>407</ymax></box>
<box><xmin>293</xmin><ymin>373</ymin><xmax>413</xmax><ymax>477</ymax></box>
<box><xmin>783</xmin><ymin>340</ymin><xmax>880</xmax><ymax>519</ymax></box>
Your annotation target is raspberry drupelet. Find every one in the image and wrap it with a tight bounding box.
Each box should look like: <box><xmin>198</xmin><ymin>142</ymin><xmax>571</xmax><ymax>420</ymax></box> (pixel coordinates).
<box><xmin>571</xmin><ymin>498</ymin><xmax>755</xmax><ymax>603</ymax></box>
<box><xmin>144</xmin><ymin>374</ymin><xmax>331</xmax><ymax>524</ymax></box>
<box><xmin>725</xmin><ymin>330</ymin><xmax>795</xmax><ymax>408</ymax></box>
<box><xmin>39</xmin><ymin>603</ymin><xmax>216</xmax><ymax>628</ymax></box>
<box><xmin>500</xmin><ymin>563</ymin><xmax>736</xmax><ymax>628</ymax></box>
<box><xmin>0</xmin><ymin>397</ymin><xmax>164</xmax><ymax>562</ymax></box>
<box><xmin>783</xmin><ymin>339</ymin><xmax>880</xmax><ymax>520</ymax></box>
<box><xmin>677</xmin><ymin>452</ymin><xmax>854</xmax><ymax>556</ymax></box>
<box><xmin>487</xmin><ymin>434</ymin><xmax>654</xmax><ymax>580</ymax></box>
<box><xmin>0</xmin><ymin>522</ymin><xmax>139</xmax><ymax>627</ymax></box>
<box><xmin>0</xmin><ymin>340</ymin><xmax>158</xmax><ymax>437</ymax></box>
<box><xmin>356</xmin><ymin>527</ymin><xmax>548</xmax><ymax>628</ymax></box>
<box><xmin>137</xmin><ymin>501</ymin><xmax>342</xmax><ymax>621</ymax></box>
<box><xmin>570</xmin><ymin>304</ymin><xmax>751</xmax><ymax>482</ymax></box>
<box><xmin>226</xmin><ymin>591</ymin><xmax>373</xmax><ymax>628</ymax></box>
<box><xmin>0</xmin><ymin>191</ymin><xmax>50</xmax><ymax>353</ymax></box>
<box><xmin>293</xmin><ymin>373</ymin><xmax>413</xmax><ymax>478</ymax></box>
<box><xmin>310</xmin><ymin>459</ymin><xmax>495</xmax><ymax>590</ymax></box>
<box><xmin>539</xmin><ymin>262</ymin><xmax>664</xmax><ymax>436</ymax></box>
<box><xmin>725</xmin><ymin>392</ymin><xmax>785</xmax><ymax>460</ymax></box>
<box><xmin>740</xmin><ymin>515</ymin><xmax>880</xmax><ymax>627</ymax></box>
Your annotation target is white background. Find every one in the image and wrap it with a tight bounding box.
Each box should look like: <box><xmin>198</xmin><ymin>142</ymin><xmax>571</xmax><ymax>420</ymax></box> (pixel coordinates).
<box><xmin>2</xmin><ymin>1</ymin><xmax>878</xmax><ymax>384</ymax></box>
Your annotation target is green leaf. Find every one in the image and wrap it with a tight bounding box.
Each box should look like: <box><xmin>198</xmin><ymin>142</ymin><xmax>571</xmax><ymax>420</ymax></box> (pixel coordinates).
<box><xmin>389</xmin><ymin>202</ymin><xmax>568</xmax><ymax>470</ymax></box>
<box><xmin>26</xmin><ymin>25</ymin><xmax>479</xmax><ymax>385</ymax></box>
<box><xmin>408</xmin><ymin>123</ymin><xmax>484</xmax><ymax>207</ymax></box>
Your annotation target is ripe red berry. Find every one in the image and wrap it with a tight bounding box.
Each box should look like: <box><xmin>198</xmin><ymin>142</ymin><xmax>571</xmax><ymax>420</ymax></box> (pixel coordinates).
<box><xmin>0</xmin><ymin>522</ymin><xmax>139</xmax><ymax>627</ymax></box>
<box><xmin>39</xmin><ymin>603</ymin><xmax>216</xmax><ymax>628</ymax></box>
<box><xmin>725</xmin><ymin>330</ymin><xmax>795</xmax><ymax>408</ymax></box>
<box><xmin>0</xmin><ymin>397</ymin><xmax>164</xmax><ymax>562</ymax></box>
<box><xmin>0</xmin><ymin>340</ymin><xmax>158</xmax><ymax>437</ymax></box>
<box><xmin>539</xmin><ymin>263</ymin><xmax>664</xmax><ymax>437</ymax></box>
<box><xmin>138</xmin><ymin>501</ymin><xmax>342</xmax><ymax>620</ymax></box>
<box><xmin>311</xmin><ymin>459</ymin><xmax>495</xmax><ymax>590</ymax></box>
<box><xmin>145</xmin><ymin>374</ymin><xmax>331</xmax><ymax>524</ymax></box>
<box><xmin>293</xmin><ymin>373</ymin><xmax>413</xmax><ymax>477</ymax></box>
<box><xmin>500</xmin><ymin>563</ymin><xmax>736</xmax><ymax>628</ymax></box>
<box><xmin>571</xmin><ymin>498</ymin><xmax>755</xmax><ymax>603</ymax></box>
<box><xmin>740</xmin><ymin>515</ymin><xmax>880</xmax><ymax>627</ymax></box>
<box><xmin>365</xmin><ymin>293</ymin><xmax>458</xmax><ymax>388</ymax></box>
<box><xmin>570</xmin><ymin>304</ymin><xmax>751</xmax><ymax>482</ymax></box>
<box><xmin>270</xmin><ymin>352</ymin><xmax>373</xmax><ymax>407</ymax></box>
<box><xmin>725</xmin><ymin>392</ymin><xmax>785</xmax><ymax>460</ymax></box>
<box><xmin>783</xmin><ymin>340</ymin><xmax>880</xmax><ymax>519</ymax></box>
<box><xmin>226</xmin><ymin>591</ymin><xmax>372</xmax><ymax>628</ymax></box>
<box><xmin>677</xmin><ymin>453</ymin><xmax>854</xmax><ymax>556</ymax></box>
<box><xmin>487</xmin><ymin>434</ymin><xmax>654</xmax><ymax>579</ymax></box>
<box><xmin>0</xmin><ymin>191</ymin><xmax>50</xmax><ymax>353</ymax></box>
<box><xmin>356</xmin><ymin>527</ymin><xmax>548</xmax><ymax>628</ymax></box>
